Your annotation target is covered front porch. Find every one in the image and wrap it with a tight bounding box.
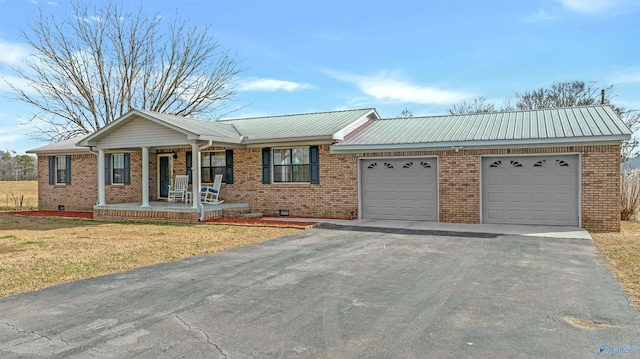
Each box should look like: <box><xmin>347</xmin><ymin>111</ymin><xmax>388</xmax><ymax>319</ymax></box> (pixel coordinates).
<box><xmin>93</xmin><ymin>201</ymin><xmax>251</xmax><ymax>223</ymax></box>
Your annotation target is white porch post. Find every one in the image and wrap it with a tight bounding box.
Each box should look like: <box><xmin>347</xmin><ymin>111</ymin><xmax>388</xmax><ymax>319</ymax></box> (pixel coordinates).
<box><xmin>192</xmin><ymin>143</ymin><xmax>200</xmax><ymax>209</ymax></box>
<box><xmin>141</xmin><ymin>146</ymin><xmax>150</xmax><ymax>207</ymax></box>
<box><xmin>97</xmin><ymin>149</ymin><xmax>105</xmax><ymax>205</ymax></box>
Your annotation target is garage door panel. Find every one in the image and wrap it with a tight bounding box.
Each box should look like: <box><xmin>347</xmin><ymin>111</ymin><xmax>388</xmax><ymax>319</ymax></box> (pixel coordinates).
<box><xmin>487</xmin><ymin>175</ymin><xmax>504</xmax><ymax>185</ymax></box>
<box><xmin>554</xmin><ymin>193</ymin><xmax>572</xmax><ymax>204</ymax></box>
<box><xmin>530</xmin><ymin>210</ymin><xmax>550</xmax><ymax>221</ymax></box>
<box><xmin>486</xmin><ymin>192</ymin><xmax>504</xmax><ymax>203</ymax></box>
<box><xmin>530</xmin><ymin>174</ymin><xmax>549</xmax><ymax>185</ymax></box>
<box><xmin>507</xmin><ymin>193</ymin><xmax>526</xmax><ymax>203</ymax></box>
<box><xmin>507</xmin><ymin>175</ymin><xmax>526</xmax><ymax>185</ymax></box>
<box><xmin>530</xmin><ymin>192</ymin><xmax>548</xmax><ymax>203</ymax></box>
<box><xmin>554</xmin><ymin>175</ymin><xmax>572</xmax><ymax>185</ymax></box>
<box><xmin>482</xmin><ymin>155</ymin><xmax>578</xmax><ymax>226</ymax></box>
<box><xmin>507</xmin><ymin>210</ymin><xmax>526</xmax><ymax>220</ymax></box>
<box><xmin>419</xmin><ymin>191</ymin><xmax>435</xmax><ymax>201</ymax></box>
<box><xmin>361</xmin><ymin>158</ymin><xmax>437</xmax><ymax>221</ymax></box>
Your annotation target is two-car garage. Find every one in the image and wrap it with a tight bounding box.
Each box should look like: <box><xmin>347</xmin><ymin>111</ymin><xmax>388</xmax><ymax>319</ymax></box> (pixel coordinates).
<box><xmin>360</xmin><ymin>155</ymin><xmax>580</xmax><ymax>227</ymax></box>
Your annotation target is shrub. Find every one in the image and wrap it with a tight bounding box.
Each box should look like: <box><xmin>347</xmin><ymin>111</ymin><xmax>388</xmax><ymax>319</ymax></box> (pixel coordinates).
<box><xmin>621</xmin><ymin>170</ymin><xmax>640</xmax><ymax>220</ymax></box>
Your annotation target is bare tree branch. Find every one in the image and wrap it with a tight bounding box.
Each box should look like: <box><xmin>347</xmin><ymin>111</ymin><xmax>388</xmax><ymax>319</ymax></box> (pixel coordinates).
<box><xmin>6</xmin><ymin>0</ymin><xmax>244</xmax><ymax>142</ymax></box>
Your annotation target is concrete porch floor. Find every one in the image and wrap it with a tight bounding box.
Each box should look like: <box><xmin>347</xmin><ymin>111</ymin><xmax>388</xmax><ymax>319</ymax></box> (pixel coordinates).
<box><xmin>93</xmin><ymin>201</ymin><xmax>249</xmax><ymax>213</ymax></box>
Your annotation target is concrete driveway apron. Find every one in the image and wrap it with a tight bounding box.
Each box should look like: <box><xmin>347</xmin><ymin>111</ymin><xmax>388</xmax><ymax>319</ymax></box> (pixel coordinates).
<box><xmin>1</xmin><ymin>225</ymin><xmax>639</xmax><ymax>358</ymax></box>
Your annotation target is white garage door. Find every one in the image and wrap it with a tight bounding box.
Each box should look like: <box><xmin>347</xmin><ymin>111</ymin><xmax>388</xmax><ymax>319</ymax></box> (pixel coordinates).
<box><xmin>482</xmin><ymin>155</ymin><xmax>579</xmax><ymax>226</ymax></box>
<box><xmin>361</xmin><ymin>158</ymin><xmax>437</xmax><ymax>221</ymax></box>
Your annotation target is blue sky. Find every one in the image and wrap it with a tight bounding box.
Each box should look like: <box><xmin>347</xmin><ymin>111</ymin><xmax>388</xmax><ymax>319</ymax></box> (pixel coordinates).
<box><xmin>1</xmin><ymin>0</ymin><xmax>639</xmax><ymax>154</ymax></box>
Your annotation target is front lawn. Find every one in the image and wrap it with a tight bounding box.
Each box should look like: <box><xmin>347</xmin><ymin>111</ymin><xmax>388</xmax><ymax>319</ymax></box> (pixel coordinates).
<box><xmin>592</xmin><ymin>221</ymin><xmax>640</xmax><ymax>310</ymax></box>
<box><xmin>0</xmin><ymin>214</ymin><xmax>299</xmax><ymax>297</ymax></box>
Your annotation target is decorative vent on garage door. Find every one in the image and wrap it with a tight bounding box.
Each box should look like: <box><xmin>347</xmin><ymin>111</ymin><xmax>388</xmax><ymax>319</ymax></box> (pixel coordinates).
<box><xmin>489</xmin><ymin>160</ymin><xmax>502</xmax><ymax>168</ymax></box>
<box><xmin>403</xmin><ymin>162</ymin><xmax>413</xmax><ymax>168</ymax></box>
<box><xmin>510</xmin><ymin>160</ymin><xmax>523</xmax><ymax>168</ymax></box>
<box><xmin>555</xmin><ymin>159</ymin><xmax>570</xmax><ymax>167</ymax></box>
<box><xmin>384</xmin><ymin>162</ymin><xmax>394</xmax><ymax>169</ymax></box>
<box><xmin>367</xmin><ymin>162</ymin><xmax>377</xmax><ymax>169</ymax></box>
<box><xmin>533</xmin><ymin>159</ymin><xmax>547</xmax><ymax>168</ymax></box>
<box><xmin>420</xmin><ymin>161</ymin><xmax>431</xmax><ymax>168</ymax></box>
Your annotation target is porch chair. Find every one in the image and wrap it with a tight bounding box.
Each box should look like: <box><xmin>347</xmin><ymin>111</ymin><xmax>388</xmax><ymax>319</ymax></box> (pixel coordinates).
<box><xmin>168</xmin><ymin>175</ymin><xmax>189</xmax><ymax>202</ymax></box>
<box><xmin>201</xmin><ymin>174</ymin><xmax>224</xmax><ymax>204</ymax></box>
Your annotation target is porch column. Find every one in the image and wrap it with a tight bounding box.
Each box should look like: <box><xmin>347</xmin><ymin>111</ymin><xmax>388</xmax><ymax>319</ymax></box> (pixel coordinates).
<box><xmin>141</xmin><ymin>146</ymin><xmax>150</xmax><ymax>207</ymax></box>
<box><xmin>97</xmin><ymin>149</ymin><xmax>105</xmax><ymax>205</ymax></box>
<box><xmin>191</xmin><ymin>143</ymin><xmax>200</xmax><ymax>209</ymax></box>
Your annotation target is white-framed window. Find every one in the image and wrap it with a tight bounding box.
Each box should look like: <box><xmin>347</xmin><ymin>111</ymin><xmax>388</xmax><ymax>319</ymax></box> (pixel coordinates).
<box><xmin>273</xmin><ymin>147</ymin><xmax>310</xmax><ymax>183</ymax></box>
<box><xmin>201</xmin><ymin>151</ymin><xmax>226</xmax><ymax>183</ymax></box>
<box><xmin>56</xmin><ymin>156</ymin><xmax>67</xmax><ymax>184</ymax></box>
<box><xmin>112</xmin><ymin>154</ymin><xmax>126</xmax><ymax>184</ymax></box>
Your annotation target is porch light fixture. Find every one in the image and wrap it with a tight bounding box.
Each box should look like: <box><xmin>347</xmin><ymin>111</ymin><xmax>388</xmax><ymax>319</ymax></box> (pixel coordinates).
<box><xmin>451</xmin><ymin>146</ymin><xmax>464</xmax><ymax>152</ymax></box>
<box><xmin>279</xmin><ymin>209</ymin><xmax>290</xmax><ymax>216</ymax></box>
<box><xmin>172</xmin><ymin>152</ymin><xmax>178</xmax><ymax>159</ymax></box>
<box><xmin>58</xmin><ymin>205</ymin><xmax>65</xmax><ymax>210</ymax></box>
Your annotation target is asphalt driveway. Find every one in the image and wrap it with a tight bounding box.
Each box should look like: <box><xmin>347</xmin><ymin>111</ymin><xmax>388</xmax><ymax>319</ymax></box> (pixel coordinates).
<box><xmin>1</xmin><ymin>225</ymin><xmax>639</xmax><ymax>358</ymax></box>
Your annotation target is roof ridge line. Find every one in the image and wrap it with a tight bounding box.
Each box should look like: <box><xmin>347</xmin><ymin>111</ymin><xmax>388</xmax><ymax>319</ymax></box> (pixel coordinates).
<box><xmin>218</xmin><ymin>108</ymin><xmax>376</xmax><ymax>122</ymax></box>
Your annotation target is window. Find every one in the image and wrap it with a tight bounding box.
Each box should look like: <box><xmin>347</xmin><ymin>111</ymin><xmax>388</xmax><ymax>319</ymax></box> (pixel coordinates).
<box><xmin>273</xmin><ymin>147</ymin><xmax>310</xmax><ymax>183</ymax></box>
<box><xmin>56</xmin><ymin>156</ymin><xmax>67</xmax><ymax>184</ymax></box>
<box><xmin>201</xmin><ymin>151</ymin><xmax>226</xmax><ymax>183</ymax></box>
<box><xmin>262</xmin><ymin>146</ymin><xmax>319</xmax><ymax>184</ymax></box>
<box><xmin>104</xmin><ymin>153</ymin><xmax>130</xmax><ymax>185</ymax></box>
<box><xmin>48</xmin><ymin>155</ymin><xmax>71</xmax><ymax>185</ymax></box>
<box><xmin>112</xmin><ymin>154</ymin><xmax>126</xmax><ymax>184</ymax></box>
<box><xmin>186</xmin><ymin>150</ymin><xmax>233</xmax><ymax>185</ymax></box>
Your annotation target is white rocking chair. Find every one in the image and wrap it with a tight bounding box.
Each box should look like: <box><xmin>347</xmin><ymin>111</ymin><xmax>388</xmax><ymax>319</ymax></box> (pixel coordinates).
<box><xmin>201</xmin><ymin>174</ymin><xmax>224</xmax><ymax>204</ymax></box>
<box><xmin>168</xmin><ymin>175</ymin><xmax>189</xmax><ymax>202</ymax></box>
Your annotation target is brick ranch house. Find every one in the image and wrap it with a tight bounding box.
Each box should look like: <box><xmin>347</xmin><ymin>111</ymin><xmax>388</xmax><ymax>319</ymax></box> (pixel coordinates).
<box><xmin>28</xmin><ymin>105</ymin><xmax>630</xmax><ymax>232</ymax></box>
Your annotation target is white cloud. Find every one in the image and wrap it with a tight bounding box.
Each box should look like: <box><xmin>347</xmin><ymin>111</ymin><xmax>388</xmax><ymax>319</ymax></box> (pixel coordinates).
<box><xmin>328</xmin><ymin>70</ymin><xmax>468</xmax><ymax>105</ymax></box>
<box><xmin>0</xmin><ymin>40</ymin><xmax>29</xmax><ymax>66</ymax></box>
<box><xmin>46</xmin><ymin>1</ymin><xmax>59</xmax><ymax>5</ymax></box>
<box><xmin>238</xmin><ymin>78</ymin><xmax>313</xmax><ymax>92</ymax></box>
<box><xmin>560</xmin><ymin>0</ymin><xmax>620</xmax><ymax>13</ymax></box>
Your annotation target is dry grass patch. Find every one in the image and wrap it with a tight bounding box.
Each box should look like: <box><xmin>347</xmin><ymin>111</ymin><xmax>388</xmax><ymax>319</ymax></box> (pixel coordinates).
<box><xmin>591</xmin><ymin>221</ymin><xmax>640</xmax><ymax>310</ymax></box>
<box><xmin>0</xmin><ymin>214</ymin><xmax>299</xmax><ymax>297</ymax></box>
<box><xmin>0</xmin><ymin>181</ymin><xmax>38</xmax><ymax>210</ymax></box>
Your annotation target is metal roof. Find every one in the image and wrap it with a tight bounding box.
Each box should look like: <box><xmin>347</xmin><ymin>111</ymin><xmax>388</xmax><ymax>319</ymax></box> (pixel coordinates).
<box><xmin>26</xmin><ymin>134</ymin><xmax>92</xmax><ymax>154</ymax></box>
<box><xmin>30</xmin><ymin>108</ymin><xmax>378</xmax><ymax>153</ymax></box>
<box><xmin>334</xmin><ymin>105</ymin><xmax>631</xmax><ymax>150</ymax></box>
<box><xmin>221</xmin><ymin>108</ymin><xmax>377</xmax><ymax>143</ymax></box>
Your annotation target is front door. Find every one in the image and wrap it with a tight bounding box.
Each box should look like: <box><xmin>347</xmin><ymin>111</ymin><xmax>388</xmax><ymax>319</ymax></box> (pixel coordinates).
<box><xmin>158</xmin><ymin>155</ymin><xmax>172</xmax><ymax>199</ymax></box>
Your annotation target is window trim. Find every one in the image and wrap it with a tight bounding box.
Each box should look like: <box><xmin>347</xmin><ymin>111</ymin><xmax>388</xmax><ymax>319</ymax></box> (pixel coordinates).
<box><xmin>271</xmin><ymin>146</ymin><xmax>311</xmax><ymax>184</ymax></box>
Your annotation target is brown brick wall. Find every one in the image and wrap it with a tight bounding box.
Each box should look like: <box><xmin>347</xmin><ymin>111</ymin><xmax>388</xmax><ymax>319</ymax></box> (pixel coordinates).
<box><xmin>37</xmin><ymin>154</ymin><xmax>98</xmax><ymax>211</ymax></box>
<box><xmin>221</xmin><ymin>145</ymin><xmax>360</xmax><ymax>219</ymax></box>
<box><xmin>36</xmin><ymin>143</ymin><xmax>621</xmax><ymax>232</ymax></box>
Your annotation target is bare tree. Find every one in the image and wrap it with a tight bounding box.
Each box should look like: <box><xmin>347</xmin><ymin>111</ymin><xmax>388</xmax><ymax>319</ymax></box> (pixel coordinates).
<box><xmin>448</xmin><ymin>81</ymin><xmax>639</xmax><ymax>161</ymax></box>
<box><xmin>7</xmin><ymin>1</ymin><xmax>244</xmax><ymax>141</ymax></box>
<box><xmin>448</xmin><ymin>97</ymin><xmax>495</xmax><ymax>115</ymax></box>
<box><xmin>399</xmin><ymin>108</ymin><xmax>413</xmax><ymax>118</ymax></box>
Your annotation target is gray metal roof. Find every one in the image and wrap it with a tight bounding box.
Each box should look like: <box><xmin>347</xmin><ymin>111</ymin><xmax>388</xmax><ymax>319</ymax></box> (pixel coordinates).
<box><xmin>221</xmin><ymin>108</ymin><xmax>377</xmax><ymax>142</ymax></box>
<box><xmin>26</xmin><ymin>134</ymin><xmax>92</xmax><ymax>154</ymax></box>
<box><xmin>334</xmin><ymin>105</ymin><xmax>631</xmax><ymax>150</ymax></box>
<box><xmin>30</xmin><ymin>108</ymin><xmax>378</xmax><ymax>152</ymax></box>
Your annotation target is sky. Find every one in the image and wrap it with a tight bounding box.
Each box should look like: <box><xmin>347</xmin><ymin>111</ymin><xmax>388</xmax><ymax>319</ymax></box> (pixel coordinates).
<box><xmin>0</xmin><ymin>0</ymin><xmax>639</xmax><ymax>154</ymax></box>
